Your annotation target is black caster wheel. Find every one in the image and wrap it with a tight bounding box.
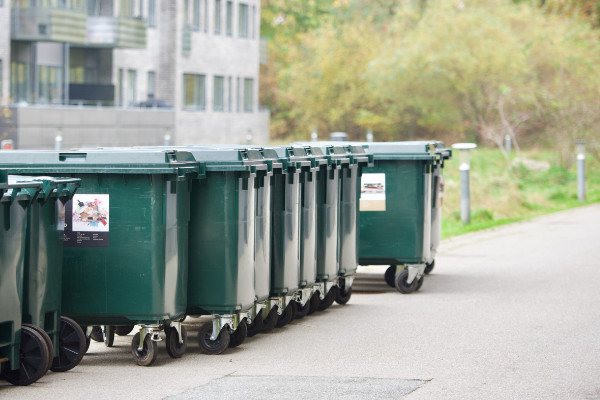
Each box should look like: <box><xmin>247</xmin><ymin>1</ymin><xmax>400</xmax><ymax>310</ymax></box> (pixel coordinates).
<box><xmin>384</xmin><ymin>265</ymin><xmax>397</xmax><ymax>288</ymax></box>
<box><xmin>318</xmin><ymin>286</ymin><xmax>339</xmax><ymax>311</ymax></box>
<box><xmin>276</xmin><ymin>302</ymin><xmax>296</xmax><ymax>328</ymax></box>
<box><xmin>229</xmin><ymin>320</ymin><xmax>247</xmax><ymax>348</ymax></box>
<box><xmin>50</xmin><ymin>316</ymin><xmax>86</xmax><ymax>372</ymax></box>
<box><xmin>246</xmin><ymin>313</ymin><xmax>263</xmax><ymax>338</ymax></box>
<box><xmin>198</xmin><ymin>322</ymin><xmax>230</xmax><ymax>355</ymax></box>
<box><xmin>261</xmin><ymin>307</ymin><xmax>279</xmax><ymax>333</ymax></box>
<box><xmin>90</xmin><ymin>325</ymin><xmax>103</xmax><ymax>342</ymax></box>
<box><xmin>416</xmin><ymin>276</ymin><xmax>425</xmax><ymax>291</ymax></box>
<box><xmin>307</xmin><ymin>292</ymin><xmax>321</xmax><ymax>315</ymax></box>
<box><xmin>294</xmin><ymin>300</ymin><xmax>310</xmax><ymax>319</ymax></box>
<box><xmin>103</xmin><ymin>326</ymin><xmax>115</xmax><ymax>347</ymax></box>
<box><xmin>2</xmin><ymin>325</ymin><xmax>50</xmax><ymax>386</ymax></box>
<box><xmin>115</xmin><ymin>325</ymin><xmax>135</xmax><ymax>336</ymax></box>
<box><xmin>424</xmin><ymin>260</ymin><xmax>435</xmax><ymax>274</ymax></box>
<box><xmin>395</xmin><ymin>270</ymin><xmax>418</xmax><ymax>294</ymax></box>
<box><xmin>22</xmin><ymin>324</ymin><xmax>54</xmax><ymax>375</ymax></box>
<box><xmin>335</xmin><ymin>279</ymin><xmax>353</xmax><ymax>305</ymax></box>
<box><xmin>131</xmin><ymin>332</ymin><xmax>158</xmax><ymax>366</ymax></box>
<box><xmin>165</xmin><ymin>326</ymin><xmax>187</xmax><ymax>359</ymax></box>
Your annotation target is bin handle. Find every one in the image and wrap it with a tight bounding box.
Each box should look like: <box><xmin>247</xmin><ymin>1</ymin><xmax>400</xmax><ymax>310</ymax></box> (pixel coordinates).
<box><xmin>59</xmin><ymin>153</ymin><xmax>87</xmax><ymax>162</ymax></box>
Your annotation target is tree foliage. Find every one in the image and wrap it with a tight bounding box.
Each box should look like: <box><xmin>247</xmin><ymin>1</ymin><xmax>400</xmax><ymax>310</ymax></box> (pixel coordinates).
<box><xmin>262</xmin><ymin>0</ymin><xmax>600</xmax><ymax>161</ymax></box>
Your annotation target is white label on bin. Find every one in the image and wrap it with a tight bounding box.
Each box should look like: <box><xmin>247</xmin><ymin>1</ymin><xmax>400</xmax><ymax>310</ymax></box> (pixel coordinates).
<box><xmin>63</xmin><ymin>194</ymin><xmax>110</xmax><ymax>247</ymax></box>
<box><xmin>360</xmin><ymin>173</ymin><xmax>386</xmax><ymax>211</ymax></box>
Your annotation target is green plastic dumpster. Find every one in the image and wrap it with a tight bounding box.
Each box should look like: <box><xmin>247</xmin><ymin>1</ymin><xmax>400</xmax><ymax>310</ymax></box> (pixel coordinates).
<box><xmin>336</xmin><ymin>145</ymin><xmax>371</xmax><ymax>302</ymax></box>
<box><xmin>358</xmin><ymin>141</ymin><xmax>445</xmax><ymax>294</ymax></box>
<box><xmin>180</xmin><ymin>146</ymin><xmax>269</xmax><ymax>354</ymax></box>
<box><xmin>0</xmin><ymin>174</ymin><xmax>51</xmax><ymax>386</ymax></box>
<box><xmin>0</xmin><ymin>150</ymin><xmax>199</xmax><ymax>366</ymax></box>
<box><xmin>427</xmin><ymin>143</ymin><xmax>452</xmax><ymax>274</ymax></box>
<box><xmin>257</xmin><ymin>147</ymin><xmax>312</xmax><ymax>330</ymax></box>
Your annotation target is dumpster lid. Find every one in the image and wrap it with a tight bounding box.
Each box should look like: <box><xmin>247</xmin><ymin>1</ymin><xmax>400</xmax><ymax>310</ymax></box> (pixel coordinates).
<box><xmin>177</xmin><ymin>146</ymin><xmax>269</xmax><ymax>174</ymax></box>
<box><xmin>293</xmin><ymin>143</ymin><xmax>351</xmax><ymax>167</ymax></box>
<box><xmin>0</xmin><ymin>149</ymin><xmax>199</xmax><ymax>176</ymax></box>
<box><xmin>1</xmin><ymin>175</ymin><xmax>43</xmax><ymax>205</ymax></box>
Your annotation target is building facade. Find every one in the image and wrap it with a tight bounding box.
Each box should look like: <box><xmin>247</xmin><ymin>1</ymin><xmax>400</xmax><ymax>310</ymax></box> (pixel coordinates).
<box><xmin>0</xmin><ymin>0</ymin><xmax>269</xmax><ymax>149</ymax></box>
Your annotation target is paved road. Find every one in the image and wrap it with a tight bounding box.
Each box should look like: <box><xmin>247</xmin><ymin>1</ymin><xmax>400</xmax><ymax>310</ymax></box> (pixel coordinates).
<box><xmin>2</xmin><ymin>205</ymin><xmax>599</xmax><ymax>399</ymax></box>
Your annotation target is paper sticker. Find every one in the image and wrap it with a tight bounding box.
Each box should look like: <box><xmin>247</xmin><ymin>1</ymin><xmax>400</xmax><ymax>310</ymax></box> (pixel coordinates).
<box><xmin>360</xmin><ymin>173</ymin><xmax>386</xmax><ymax>211</ymax></box>
<box><xmin>63</xmin><ymin>194</ymin><xmax>110</xmax><ymax>247</ymax></box>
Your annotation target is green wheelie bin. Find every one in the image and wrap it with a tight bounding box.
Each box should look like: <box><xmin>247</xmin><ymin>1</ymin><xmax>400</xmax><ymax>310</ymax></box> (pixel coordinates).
<box><xmin>257</xmin><ymin>146</ymin><xmax>312</xmax><ymax>331</ymax></box>
<box><xmin>294</xmin><ymin>144</ymin><xmax>351</xmax><ymax>313</ymax></box>
<box><xmin>0</xmin><ymin>173</ymin><xmax>50</xmax><ymax>386</ymax></box>
<box><xmin>0</xmin><ymin>149</ymin><xmax>199</xmax><ymax>366</ymax></box>
<box><xmin>336</xmin><ymin>145</ymin><xmax>372</xmax><ymax>302</ymax></box>
<box><xmin>357</xmin><ymin>141</ymin><xmax>445</xmax><ymax>294</ymax></box>
<box><xmin>180</xmin><ymin>146</ymin><xmax>269</xmax><ymax>354</ymax></box>
<box><xmin>427</xmin><ymin>143</ymin><xmax>452</xmax><ymax>275</ymax></box>
<box><xmin>17</xmin><ymin>175</ymin><xmax>85</xmax><ymax>375</ymax></box>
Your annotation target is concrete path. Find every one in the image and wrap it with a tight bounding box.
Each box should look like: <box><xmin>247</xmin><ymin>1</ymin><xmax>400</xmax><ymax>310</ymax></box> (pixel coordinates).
<box><xmin>2</xmin><ymin>204</ymin><xmax>599</xmax><ymax>399</ymax></box>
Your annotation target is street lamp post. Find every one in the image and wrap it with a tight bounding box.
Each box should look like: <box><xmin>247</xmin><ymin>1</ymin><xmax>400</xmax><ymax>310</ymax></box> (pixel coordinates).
<box><xmin>452</xmin><ymin>143</ymin><xmax>477</xmax><ymax>224</ymax></box>
<box><xmin>576</xmin><ymin>140</ymin><xmax>585</xmax><ymax>202</ymax></box>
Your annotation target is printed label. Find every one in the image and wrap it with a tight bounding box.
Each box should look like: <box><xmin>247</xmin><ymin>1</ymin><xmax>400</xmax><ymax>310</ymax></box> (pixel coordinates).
<box><xmin>63</xmin><ymin>194</ymin><xmax>109</xmax><ymax>247</ymax></box>
<box><xmin>360</xmin><ymin>173</ymin><xmax>386</xmax><ymax>211</ymax></box>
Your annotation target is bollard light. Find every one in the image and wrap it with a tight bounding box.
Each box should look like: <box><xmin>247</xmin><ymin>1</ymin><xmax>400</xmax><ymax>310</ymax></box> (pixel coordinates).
<box><xmin>452</xmin><ymin>143</ymin><xmax>477</xmax><ymax>224</ymax></box>
<box><xmin>54</xmin><ymin>135</ymin><xmax>63</xmax><ymax>151</ymax></box>
<box><xmin>366</xmin><ymin>129</ymin><xmax>374</xmax><ymax>143</ymax></box>
<box><xmin>311</xmin><ymin>129</ymin><xmax>318</xmax><ymax>142</ymax></box>
<box><xmin>164</xmin><ymin>133</ymin><xmax>171</xmax><ymax>146</ymax></box>
<box><xmin>576</xmin><ymin>139</ymin><xmax>585</xmax><ymax>202</ymax></box>
<box><xmin>246</xmin><ymin>131</ymin><xmax>253</xmax><ymax>145</ymax></box>
<box><xmin>504</xmin><ymin>134</ymin><xmax>511</xmax><ymax>154</ymax></box>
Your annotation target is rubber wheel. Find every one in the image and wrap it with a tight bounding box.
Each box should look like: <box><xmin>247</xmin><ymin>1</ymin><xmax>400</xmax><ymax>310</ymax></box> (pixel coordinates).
<box><xmin>307</xmin><ymin>292</ymin><xmax>321</xmax><ymax>315</ymax></box>
<box><xmin>85</xmin><ymin>335</ymin><xmax>91</xmax><ymax>353</ymax></box>
<box><xmin>115</xmin><ymin>325</ymin><xmax>135</xmax><ymax>336</ymax></box>
<box><xmin>276</xmin><ymin>302</ymin><xmax>296</xmax><ymax>328</ymax></box>
<box><xmin>384</xmin><ymin>265</ymin><xmax>397</xmax><ymax>288</ymax></box>
<box><xmin>335</xmin><ymin>282</ymin><xmax>353</xmax><ymax>305</ymax></box>
<box><xmin>228</xmin><ymin>320</ymin><xmax>247</xmax><ymax>348</ymax></box>
<box><xmin>103</xmin><ymin>326</ymin><xmax>115</xmax><ymax>347</ymax></box>
<box><xmin>2</xmin><ymin>325</ymin><xmax>50</xmax><ymax>386</ymax></box>
<box><xmin>22</xmin><ymin>324</ymin><xmax>53</xmax><ymax>375</ymax></box>
<box><xmin>395</xmin><ymin>269</ymin><xmax>418</xmax><ymax>294</ymax></box>
<box><xmin>261</xmin><ymin>307</ymin><xmax>279</xmax><ymax>333</ymax></box>
<box><xmin>165</xmin><ymin>326</ymin><xmax>187</xmax><ymax>359</ymax></box>
<box><xmin>416</xmin><ymin>276</ymin><xmax>425</xmax><ymax>291</ymax></box>
<box><xmin>198</xmin><ymin>322</ymin><xmax>230</xmax><ymax>355</ymax></box>
<box><xmin>246</xmin><ymin>313</ymin><xmax>263</xmax><ymax>338</ymax></box>
<box><xmin>424</xmin><ymin>260</ymin><xmax>435</xmax><ymax>275</ymax></box>
<box><xmin>294</xmin><ymin>300</ymin><xmax>310</xmax><ymax>319</ymax></box>
<box><xmin>50</xmin><ymin>316</ymin><xmax>86</xmax><ymax>372</ymax></box>
<box><xmin>318</xmin><ymin>286</ymin><xmax>338</xmax><ymax>311</ymax></box>
<box><xmin>90</xmin><ymin>325</ymin><xmax>103</xmax><ymax>342</ymax></box>
<box><xmin>131</xmin><ymin>332</ymin><xmax>158</xmax><ymax>366</ymax></box>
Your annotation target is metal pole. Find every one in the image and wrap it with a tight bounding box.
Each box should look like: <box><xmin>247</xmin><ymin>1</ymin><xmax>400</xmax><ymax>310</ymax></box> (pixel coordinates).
<box><xmin>576</xmin><ymin>140</ymin><xmax>586</xmax><ymax>202</ymax></box>
<box><xmin>460</xmin><ymin>166</ymin><xmax>470</xmax><ymax>224</ymax></box>
<box><xmin>311</xmin><ymin>129</ymin><xmax>318</xmax><ymax>142</ymax></box>
<box><xmin>504</xmin><ymin>134</ymin><xmax>511</xmax><ymax>154</ymax></box>
<box><xmin>366</xmin><ymin>129</ymin><xmax>373</xmax><ymax>143</ymax></box>
<box><xmin>54</xmin><ymin>135</ymin><xmax>63</xmax><ymax>151</ymax></box>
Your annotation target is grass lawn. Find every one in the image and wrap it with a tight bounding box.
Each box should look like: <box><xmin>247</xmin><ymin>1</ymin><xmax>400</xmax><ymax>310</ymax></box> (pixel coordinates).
<box><xmin>441</xmin><ymin>147</ymin><xmax>600</xmax><ymax>238</ymax></box>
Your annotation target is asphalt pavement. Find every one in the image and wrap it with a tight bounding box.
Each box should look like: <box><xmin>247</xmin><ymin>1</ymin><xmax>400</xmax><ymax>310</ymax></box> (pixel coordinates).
<box><xmin>1</xmin><ymin>204</ymin><xmax>599</xmax><ymax>399</ymax></box>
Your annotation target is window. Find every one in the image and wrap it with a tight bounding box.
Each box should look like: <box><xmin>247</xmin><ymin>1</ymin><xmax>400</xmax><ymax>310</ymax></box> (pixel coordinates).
<box><xmin>227</xmin><ymin>76</ymin><xmax>232</xmax><ymax>112</ymax></box>
<box><xmin>213</xmin><ymin>76</ymin><xmax>224</xmax><ymax>111</ymax></box>
<box><xmin>193</xmin><ymin>0</ymin><xmax>200</xmax><ymax>30</ymax></box>
<box><xmin>117</xmin><ymin>68</ymin><xmax>124</xmax><ymax>106</ymax></box>
<box><xmin>126</xmin><ymin>69</ymin><xmax>136</xmax><ymax>106</ymax></box>
<box><xmin>238</xmin><ymin>3</ymin><xmax>248</xmax><ymax>38</ymax></box>
<box><xmin>38</xmin><ymin>65</ymin><xmax>63</xmax><ymax>104</ymax></box>
<box><xmin>0</xmin><ymin>60</ymin><xmax>3</xmax><ymax>100</ymax></box>
<box><xmin>236</xmin><ymin>77</ymin><xmax>240</xmax><ymax>112</ymax></box>
<box><xmin>214</xmin><ymin>0</ymin><xmax>221</xmax><ymax>34</ymax></box>
<box><xmin>252</xmin><ymin>5</ymin><xmax>256</xmax><ymax>38</ymax></box>
<box><xmin>10</xmin><ymin>61</ymin><xmax>31</xmax><ymax>104</ymax></box>
<box><xmin>243</xmin><ymin>78</ymin><xmax>253</xmax><ymax>112</ymax></box>
<box><xmin>226</xmin><ymin>1</ymin><xmax>233</xmax><ymax>36</ymax></box>
<box><xmin>147</xmin><ymin>71</ymin><xmax>155</xmax><ymax>98</ymax></box>
<box><xmin>204</xmin><ymin>0</ymin><xmax>208</xmax><ymax>32</ymax></box>
<box><xmin>120</xmin><ymin>0</ymin><xmax>133</xmax><ymax>17</ymax></box>
<box><xmin>183</xmin><ymin>74</ymin><xmax>206</xmax><ymax>110</ymax></box>
<box><xmin>148</xmin><ymin>0</ymin><xmax>156</xmax><ymax>27</ymax></box>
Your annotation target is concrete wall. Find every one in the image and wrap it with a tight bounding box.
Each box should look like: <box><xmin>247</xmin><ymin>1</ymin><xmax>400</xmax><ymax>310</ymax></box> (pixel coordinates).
<box><xmin>0</xmin><ymin>2</ymin><xmax>10</xmax><ymax>103</ymax></box>
<box><xmin>14</xmin><ymin>106</ymin><xmax>175</xmax><ymax>149</ymax></box>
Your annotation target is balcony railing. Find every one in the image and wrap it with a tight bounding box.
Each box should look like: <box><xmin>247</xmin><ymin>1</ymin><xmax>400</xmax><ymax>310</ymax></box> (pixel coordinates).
<box><xmin>11</xmin><ymin>7</ymin><xmax>87</xmax><ymax>44</ymax></box>
<box><xmin>87</xmin><ymin>17</ymin><xmax>147</xmax><ymax>48</ymax></box>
